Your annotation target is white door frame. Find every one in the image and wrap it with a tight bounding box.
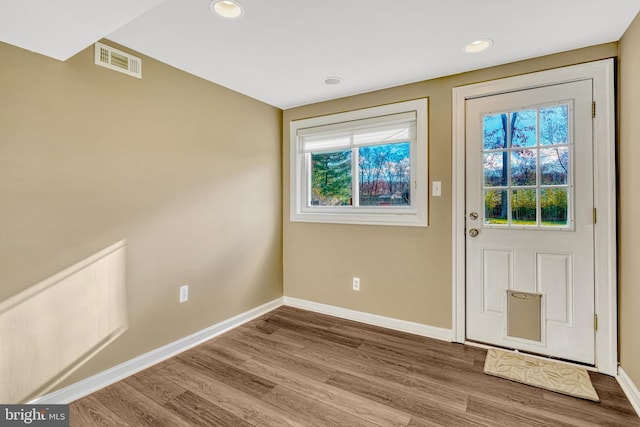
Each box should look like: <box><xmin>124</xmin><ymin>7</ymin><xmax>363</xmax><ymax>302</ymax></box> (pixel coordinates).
<box><xmin>452</xmin><ymin>59</ymin><xmax>617</xmax><ymax>375</ymax></box>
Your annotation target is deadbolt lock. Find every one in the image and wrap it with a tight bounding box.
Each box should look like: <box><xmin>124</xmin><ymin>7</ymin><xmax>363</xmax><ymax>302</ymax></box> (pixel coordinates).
<box><xmin>469</xmin><ymin>212</ymin><xmax>479</xmax><ymax>220</ymax></box>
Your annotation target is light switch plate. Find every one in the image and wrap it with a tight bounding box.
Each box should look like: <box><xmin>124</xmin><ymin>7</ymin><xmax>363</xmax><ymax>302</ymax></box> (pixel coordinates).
<box><xmin>179</xmin><ymin>285</ymin><xmax>189</xmax><ymax>303</ymax></box>
<box><xmin>432</xmin><ymin>181</ymin><xmax>442</xmax><ymax>197</ymax></box>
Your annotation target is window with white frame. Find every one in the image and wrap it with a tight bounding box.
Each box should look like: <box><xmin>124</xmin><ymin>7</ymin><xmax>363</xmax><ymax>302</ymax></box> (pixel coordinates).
<box><xmin>290</xmin><ymin>99</ymin><xmax>428</xmax><ymax>226</ymax></box>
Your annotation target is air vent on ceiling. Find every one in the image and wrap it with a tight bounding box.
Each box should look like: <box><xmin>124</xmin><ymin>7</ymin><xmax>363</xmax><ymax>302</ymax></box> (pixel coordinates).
<box><xmin>94</xmin><ymin>42</ymin><xmax>142</xmax><ymax>79</ymax></box>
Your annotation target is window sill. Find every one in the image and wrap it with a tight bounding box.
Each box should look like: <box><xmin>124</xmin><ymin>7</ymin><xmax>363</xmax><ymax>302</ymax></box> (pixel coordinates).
<box><xmin>290</xmin><ymin>210</ymin><xmax>427</xmax><ymax>227</ymax></box>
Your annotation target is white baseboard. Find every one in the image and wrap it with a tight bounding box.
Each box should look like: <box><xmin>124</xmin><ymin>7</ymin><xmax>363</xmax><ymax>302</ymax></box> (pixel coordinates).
<box><xmin>30</xmin><ymin>297</ymin><xmax>284</xmax><ymax>404</ymax></box>
<box><xmin>283</xmin><ymin>296</ymin><xmax>453</xmax><ymax>342</ymax></box>
<box><xmin>30</xmin><ymin>295</ymin><xmax>455</xmax><ymax>404</ymax></box>
<box><xmin>618</xmin><ymin>367</ymin><xmax>640</xmax><ymax>418</ymax></box>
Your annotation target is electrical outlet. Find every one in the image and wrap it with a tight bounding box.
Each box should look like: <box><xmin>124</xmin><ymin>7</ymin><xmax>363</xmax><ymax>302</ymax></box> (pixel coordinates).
<box><xmin>352</xmin><ymin>277</ymin><xmax>360</xmax><ymax>291</ymax></box>
<box><xmin>179</xmin><ymin>285</ymin><xmax>189</xmax><ymax>303</ymax></box>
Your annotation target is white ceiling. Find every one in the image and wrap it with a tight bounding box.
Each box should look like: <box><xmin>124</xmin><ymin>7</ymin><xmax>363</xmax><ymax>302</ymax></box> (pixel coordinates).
<box><xmin>2</xmin><ymin>1</ymin><xmax>639</xmax><ymax>109</ymax></box>
<box><xmin>0</xmin><ymin>0</ymin><xmax>165</xmax><ymax>61</ymax></box>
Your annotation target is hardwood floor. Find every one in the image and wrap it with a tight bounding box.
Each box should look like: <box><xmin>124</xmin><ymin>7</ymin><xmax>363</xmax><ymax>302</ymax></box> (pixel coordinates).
<box><xmin>70</xmin><ymin>306</ymin><xmax>640</xmax><ymax>426</ymax></box>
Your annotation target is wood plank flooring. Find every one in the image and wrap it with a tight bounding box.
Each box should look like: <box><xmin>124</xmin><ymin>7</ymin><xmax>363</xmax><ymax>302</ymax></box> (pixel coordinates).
<box><xmin>70</xmin><ymin>306</ymin><xmax>640</xmax><ymax>426</ymax></box>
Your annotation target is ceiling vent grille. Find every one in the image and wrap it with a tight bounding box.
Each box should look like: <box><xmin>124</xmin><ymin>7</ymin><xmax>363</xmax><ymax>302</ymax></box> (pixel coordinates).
<box><xmin>94</xmin><ymin>42</ymin><xmax>142</xmax><ymax>79</ymax></box>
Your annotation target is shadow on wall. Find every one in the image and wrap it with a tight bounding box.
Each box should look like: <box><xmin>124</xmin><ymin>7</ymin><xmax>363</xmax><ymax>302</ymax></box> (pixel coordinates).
<box><xmin>0</xmin><ymin>241</ymin><xmax>129</xmax><ymax>403</ymax></box>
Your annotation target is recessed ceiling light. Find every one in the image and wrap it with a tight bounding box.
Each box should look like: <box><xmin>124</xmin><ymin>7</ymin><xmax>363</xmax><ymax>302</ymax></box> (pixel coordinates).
<box><xmin>210</xmin><ymin>0</ymin><xmax>244</xmax><ymax>19</ymax></box>
<box><xmin>322</xmin><ymin>77</ymin><xmax>343</xmax><ymax>85</ymax></box>
<box><xmin>464</xmin><ymin>39</ymin><xmax>493</xmax><ymax>53</ymax></box>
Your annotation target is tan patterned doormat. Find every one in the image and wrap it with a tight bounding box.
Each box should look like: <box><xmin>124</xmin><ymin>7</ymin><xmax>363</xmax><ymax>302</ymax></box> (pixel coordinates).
<box><xmin>483</xmin><ymin>348</ymin><xmax>600</xmax><ymax>401</ymax></box>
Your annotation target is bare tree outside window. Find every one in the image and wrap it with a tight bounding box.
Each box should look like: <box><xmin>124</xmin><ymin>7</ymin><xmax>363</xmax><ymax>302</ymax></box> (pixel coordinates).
<box><xmin>482</xmin><ymin>105</ymin><xmax>570</xmax><ymax>227</ymax></box>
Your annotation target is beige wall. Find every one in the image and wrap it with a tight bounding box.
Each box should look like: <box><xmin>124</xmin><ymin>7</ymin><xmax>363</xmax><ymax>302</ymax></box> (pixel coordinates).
<box><xmin>0</xmin><ymin>41</ymin><xmax>282</xmax><ymax>400</ymax></box>
<box><xmin>2</xmin><ymin>26</ymin><xmax>634</xmax><ymax>402</ymax></box>
<box><xmin>283</xmin><ymin>43</ymin><xmax>617</xmax><ymax>328</ymax></box>
<box><xmin>619</xmin><ymin>13</ymin><xmax>640</xmax><ymax>388</ymax></box>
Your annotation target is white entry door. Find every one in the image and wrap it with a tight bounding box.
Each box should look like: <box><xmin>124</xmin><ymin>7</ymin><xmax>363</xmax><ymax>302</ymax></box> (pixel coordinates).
<box><xmin>465</xmin><ymin>80</ymin><xmax>595</xmax><ymax>364</ymax></box>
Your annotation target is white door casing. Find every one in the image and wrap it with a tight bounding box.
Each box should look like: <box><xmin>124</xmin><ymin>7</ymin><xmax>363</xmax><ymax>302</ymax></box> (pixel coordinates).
<box><xmin>452</xmin><ymin>60</ymin><xmax>617</xmax><ymax>375</ymax></box>
<box><xmin>465</xmin><ymin>80</ymin><xmax>594</xmax><ymax>364</ymax></box>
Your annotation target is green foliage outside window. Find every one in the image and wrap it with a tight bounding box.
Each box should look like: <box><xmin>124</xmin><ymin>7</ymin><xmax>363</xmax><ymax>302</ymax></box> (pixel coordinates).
<box><xmin>311</xmin><ymin>150</ymin><xmax>352</xmax><ymax>206</ymax></box>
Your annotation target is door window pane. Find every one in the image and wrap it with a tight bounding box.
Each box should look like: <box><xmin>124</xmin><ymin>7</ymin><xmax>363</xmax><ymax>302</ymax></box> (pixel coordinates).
<box><xmin>484</xmin><ymin>153</ymin><xmax>507</xmax><ymax>187</ymax></box>
<box><xmin>511</xmin><ymin>110</ymin><xmax>537</xmax><ymax>147</ymax></box>
<box><xmin>540</xmin><ymin>105</ymin><xmax>568</xmax><ymax>145</ymax></box>
<box><xmin>511</xmin><ymin>189</ymin><xmax>537</xmax><ymax>225</ymax></box>
<box><xmin>511</xmin><ymin>149</ymin><xmax>537</xmax><ymax>186</ymax></box>
<box><xmin>483</xmin><ymin>114</ymin><xmax>508</xmax><ymax>150</ymax></box>
<box><xmin>541</xmin><ymin>188</ymin><xmax>568</xmax><ymax>226</ymax></box>
<box><xmin>485</xmin><ymin>190</ymin><xmax>507</xmax><ymax>224</ymax></box>
<box><xmin>540</xmin><ymin>147</ymin><xmax>569</xmax><ymax>185</ymax></box>
<box><xmin>358</xmin><ymin>142</ymin><xmax>410</xmax><ymax>206</ymax></box>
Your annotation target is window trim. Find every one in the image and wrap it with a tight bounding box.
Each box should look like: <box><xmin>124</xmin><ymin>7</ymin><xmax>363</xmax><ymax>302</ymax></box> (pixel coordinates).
<box><xmin>290</xmin><ymin>99</ymin><xmax>428</xmax><ymax>226</ymax></box>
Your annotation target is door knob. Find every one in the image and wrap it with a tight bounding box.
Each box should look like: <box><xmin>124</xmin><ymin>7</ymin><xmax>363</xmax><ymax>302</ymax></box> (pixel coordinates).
<box><xmin>469</xmin><ymin>212</ymin><xmax>479</xmax><ymax>220</ymax></box>
<box><xmin>469</xmin><ymin>228</ymin><xmax>479</xmax><ymax>237</ymax></box>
